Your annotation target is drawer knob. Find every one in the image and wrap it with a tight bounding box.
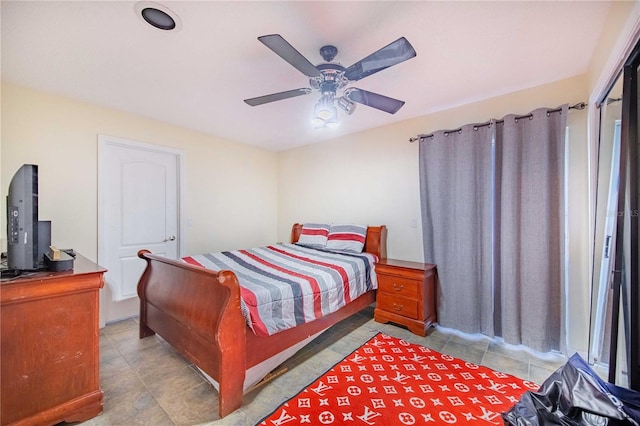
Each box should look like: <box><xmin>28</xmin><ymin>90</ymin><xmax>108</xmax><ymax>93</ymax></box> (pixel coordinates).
<box><xmin>393</xmin><ymin>283</ymin><xmax>404</xmax><ymax>291</ymax></box>
<box><xmin>393</xmin><ymin>303</ymin><xmax>404</xmax><ymax>312</ymax></box>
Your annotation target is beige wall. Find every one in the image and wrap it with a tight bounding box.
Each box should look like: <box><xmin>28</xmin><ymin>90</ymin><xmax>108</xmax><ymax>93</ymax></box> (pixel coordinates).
<box><xmin>278</xmin><ymin>76</ymin><xmax>587</xmax><ymax>254</ymax></box>
<box><xmin>1</xmin><ymin>83</ymin><xmax>279</xmax><ymax>256</ymax></box>
<box><xmin>278</xmin><ymin>75</ymin><xmax>591</xmax><ymax>354</ymax></box>
<box><xmin>277</xmin><ymin>123</ymin><xmax>423</xmax><ymax>261</ymax></box>
<box><xmin>586</xmin><ymin>0</ymin><xmax>639</xmax><ymax>99</ymax></box>
<box><xmin>1</xmin><ymin>82</ymin><xmax>278</xmax><ymax>322</ymax></box>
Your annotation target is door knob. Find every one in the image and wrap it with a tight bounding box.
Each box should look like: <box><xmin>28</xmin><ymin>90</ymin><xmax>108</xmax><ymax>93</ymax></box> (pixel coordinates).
<box><xmin>163</xmin><ymin>236</ymin><xmax>176</xmax><ymax>242</ymax></box>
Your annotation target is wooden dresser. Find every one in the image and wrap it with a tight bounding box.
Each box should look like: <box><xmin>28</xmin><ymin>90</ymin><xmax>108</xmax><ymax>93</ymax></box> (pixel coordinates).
<box><xmin>374</xmin><ymin>259</ymin><xmax>437</xmax><ymax>336</ymax></box>
<box><xmin>1</xmin><ymin>254</ymin><xmax>105</xmax><ymax>426</ymax></box>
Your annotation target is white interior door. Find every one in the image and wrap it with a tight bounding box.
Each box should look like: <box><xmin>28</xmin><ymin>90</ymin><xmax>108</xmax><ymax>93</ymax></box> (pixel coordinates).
<box><xmin>98</xmin><ymin>135</ymin><xmax>183</xmax><ymax>325</ymax></box>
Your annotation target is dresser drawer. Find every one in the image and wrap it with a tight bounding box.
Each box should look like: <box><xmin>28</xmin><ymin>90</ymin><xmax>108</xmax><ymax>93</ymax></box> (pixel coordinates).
<box><xmin>377</xmin><ymin>274</ymin><xmax>419</xmax><ymax>299</ymax></box>
<box><xmin>376</xmin><ymin>292</ymin><xmax>419</xmax><ymax>319</ymax></box>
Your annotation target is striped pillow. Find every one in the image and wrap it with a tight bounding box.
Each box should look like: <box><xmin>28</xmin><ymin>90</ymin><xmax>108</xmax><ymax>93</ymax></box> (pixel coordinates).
<box><xmin>297</xmin><ymin>223</ymin><xmax>330</xmax><ymax>247</ymax></box>
<box><xmin>326</xmin><ymin>224</ymin><xmax>368</xmax><ymax>253</ymax></box>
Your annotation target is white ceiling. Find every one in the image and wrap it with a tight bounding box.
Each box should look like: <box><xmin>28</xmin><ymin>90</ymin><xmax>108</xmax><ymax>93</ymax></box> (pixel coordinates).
<box><xmin>1</xmin><ymin>1</ymin><xmax>612</xmax><ymax>151</ymax></box>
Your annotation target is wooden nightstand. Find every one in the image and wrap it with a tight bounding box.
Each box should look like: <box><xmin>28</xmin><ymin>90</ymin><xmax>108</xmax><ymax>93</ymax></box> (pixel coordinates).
<box><xmin>374</xmin><ymin>259</ymin><xmax>437</xmax><ymax>336</ymax></box>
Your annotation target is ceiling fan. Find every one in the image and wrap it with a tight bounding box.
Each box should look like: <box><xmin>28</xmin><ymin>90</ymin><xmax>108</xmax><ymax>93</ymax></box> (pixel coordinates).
<box><xmin>244</xmin><ymin>34</ymin><xmax>417</xmax><ymax>128</ymax></box>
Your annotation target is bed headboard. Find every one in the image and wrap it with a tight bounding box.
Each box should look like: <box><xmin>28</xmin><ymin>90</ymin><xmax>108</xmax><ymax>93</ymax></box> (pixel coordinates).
<box><xmin>290</xmin><ymin>223</ymin><xmax>387</xmax><ymax>260</ymax></box>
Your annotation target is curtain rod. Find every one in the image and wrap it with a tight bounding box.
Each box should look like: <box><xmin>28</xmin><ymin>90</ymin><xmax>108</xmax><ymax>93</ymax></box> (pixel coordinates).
<box><xmin>408</xmin><ymin>102</ymin><xmax>587</xmax><ymax>143</ymax></box>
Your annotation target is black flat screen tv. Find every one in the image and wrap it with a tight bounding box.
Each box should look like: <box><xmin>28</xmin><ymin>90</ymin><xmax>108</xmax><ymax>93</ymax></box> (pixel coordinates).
<box><xmin>6</xmin><ymin>164</ymin><xmax>40</xmax><ymax>271</ymax></box>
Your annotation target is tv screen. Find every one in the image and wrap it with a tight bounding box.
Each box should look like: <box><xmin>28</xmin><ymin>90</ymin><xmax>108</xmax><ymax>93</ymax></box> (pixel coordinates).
<box><xmin>7</xmin><ymin>164</ymin><xmax>39</xmax><ymax>270</ymax></box>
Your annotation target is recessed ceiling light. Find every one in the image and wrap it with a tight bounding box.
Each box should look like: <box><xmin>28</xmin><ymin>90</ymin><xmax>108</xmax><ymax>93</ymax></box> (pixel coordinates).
<box><xmin>142</xmin><ymin>8</ymin><xmax>174</xmax><ymax>30</ymax></box>
<box><xmin>134</xmin><ymin>2</ymin><xmax>182</xmax><ymax>32</ymax></box>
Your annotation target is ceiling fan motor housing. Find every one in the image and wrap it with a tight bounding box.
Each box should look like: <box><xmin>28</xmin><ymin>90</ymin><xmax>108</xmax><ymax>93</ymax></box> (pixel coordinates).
<box><xmin>319</xmin><ymin>45</ymin><xmax>338</xmax><ymax>62</ymax></box>
<box><xmin>312</xmin><ymin>63</ymin><xmax>348</xmax><ymax>95</ymax></box>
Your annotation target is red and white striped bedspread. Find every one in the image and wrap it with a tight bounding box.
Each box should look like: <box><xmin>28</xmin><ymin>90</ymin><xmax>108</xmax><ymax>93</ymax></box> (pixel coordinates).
<box><xmin>182</xmin><ymin>243</ymin><xmax>378</xmax><ymax>337</ymax></box>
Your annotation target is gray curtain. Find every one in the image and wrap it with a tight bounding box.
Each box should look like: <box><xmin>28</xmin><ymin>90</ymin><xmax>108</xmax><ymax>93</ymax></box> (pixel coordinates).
<box><xmin>495</xmin><ymin>106</ymin><xmax>567</xmax><ymax>353</ymax></box>
<box><xmin>419</xmin><ymin>123</ymin><xmax>494</xmax><ymax>335</ymax></box>
<box><xmin>418</xmin><ymin>105</ymin><xmax>567</xmax><ymax>353</ymax></box>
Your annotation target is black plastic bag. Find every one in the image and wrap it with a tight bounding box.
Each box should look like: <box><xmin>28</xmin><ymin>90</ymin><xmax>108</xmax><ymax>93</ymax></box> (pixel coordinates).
<box><xmin>503</xmin><ymin>353</ymin><xmax>640</xmax><ymax>425</ymax></box>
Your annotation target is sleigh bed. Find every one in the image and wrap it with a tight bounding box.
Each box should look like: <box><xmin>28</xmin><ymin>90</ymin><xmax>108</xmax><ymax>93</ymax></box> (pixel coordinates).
<box><xmin>136</xmin><ymin>223</ymin><xmax>387</xmax><ymax>418</ymax></box>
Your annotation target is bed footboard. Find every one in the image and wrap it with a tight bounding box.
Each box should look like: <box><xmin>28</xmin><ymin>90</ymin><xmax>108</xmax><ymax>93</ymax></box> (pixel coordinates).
<box><xmin>136</xmin><ymin>250</ymin><xmax>247</xmax><ymax>417</ymax></box>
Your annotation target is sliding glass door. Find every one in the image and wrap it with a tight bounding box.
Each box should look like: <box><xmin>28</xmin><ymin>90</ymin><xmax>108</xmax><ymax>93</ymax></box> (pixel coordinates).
<box><xmin>590</xmin><ymin>37</ymin><xmax>639</xmax><ymax>390</ymax></box>
<box><xmin>590</xmin><ymin>80</ymin><xmax>622</xmax><ymax>370</ymax></box>
<box><xmin>621</xmin><ymin>39</ymin><xmax>639</xmax><ymax>391</ymax></box>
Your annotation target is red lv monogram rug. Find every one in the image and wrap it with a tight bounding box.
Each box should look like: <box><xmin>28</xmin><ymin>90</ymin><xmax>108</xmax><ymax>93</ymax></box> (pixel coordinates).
<box><xmin>258</xmin><ymin>332</ymin><xmax>539</xmax><ymax>425</ymax></box>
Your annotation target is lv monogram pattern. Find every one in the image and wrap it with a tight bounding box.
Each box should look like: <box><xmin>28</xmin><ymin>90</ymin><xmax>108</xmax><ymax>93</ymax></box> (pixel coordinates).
<box><xmin>259</xmin><ymin>333</ymin><xmax>539</xmax><ymax>425</ymax></box>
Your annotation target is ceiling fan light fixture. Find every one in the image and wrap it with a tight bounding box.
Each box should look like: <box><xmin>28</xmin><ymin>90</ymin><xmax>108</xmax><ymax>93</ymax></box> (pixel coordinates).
<box><xmin>315</xmin><ymin>94</ymin><xmax>336</xmax><ymax>120</ymax></box>
<box><xmin>325</xmin><ymin>116</ymin><xmax>340</xmax><ymax>128</ymax></box>
<box><xmin>311</xmin><ymin>116</ymin><xmax>325</xmax><ymax>127</ymax></box>
<box><xmin>312</xmin><ymin>95</ymin><xmax>340</xmax><ymax>129</ymax></box>
<box><xmin>316</xmin><ymin>108</ymin><xmax>332</xmax><ymax>120</ymax></box>
<box><xmin>337</xmin><ymin>96</ymin><xmax>356</xmax><ymax>115</ymax></box>
<box><xmin>311</xmin><ymin>114</ymin><xmax>340</xmax><ymax>129</ymax></box>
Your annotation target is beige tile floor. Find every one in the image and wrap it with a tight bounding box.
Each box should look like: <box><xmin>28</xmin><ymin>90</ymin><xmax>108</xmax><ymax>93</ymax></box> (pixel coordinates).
<box><xmin>71</xmin><ymin>306</ymin><xmax>568</xmax><ymax>426</ymax></box>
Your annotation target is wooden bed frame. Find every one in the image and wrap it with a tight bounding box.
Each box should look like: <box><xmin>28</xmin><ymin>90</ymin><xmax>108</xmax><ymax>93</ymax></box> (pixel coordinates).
<box><xmin>137</xmin><ymin>223</ymin><xmax>387</xmax><ymax>417</ymax></box>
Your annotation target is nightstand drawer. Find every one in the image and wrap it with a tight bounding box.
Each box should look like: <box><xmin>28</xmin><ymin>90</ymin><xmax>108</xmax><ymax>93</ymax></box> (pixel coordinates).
<box><xmin>377</xmin><ymin>292</ymin><xmax>419</xmax><ymax>319</ymax></box>
<box><xmin>377</xmin><ymin>275</ymin><xmax>419</xmax><ymax>299</ymax></box>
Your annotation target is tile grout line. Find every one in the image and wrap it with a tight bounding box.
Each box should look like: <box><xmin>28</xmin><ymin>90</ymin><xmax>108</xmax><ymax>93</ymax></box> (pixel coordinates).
<box><xmin>105</xmin><ymin>320</ymin><xmax>179</xmax><ymax>426</ymax></box>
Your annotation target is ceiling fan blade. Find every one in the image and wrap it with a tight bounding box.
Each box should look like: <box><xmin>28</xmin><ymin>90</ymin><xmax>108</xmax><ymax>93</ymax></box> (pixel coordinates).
<box><xmin>244</xmin><ymin>88</ymin><xmax>312</xmax><ymax>106</ymax></box>
<box><xmin>344</xmin><ymin>37</ymin><xmax>416</xmax><ymax>82</ymax></box>
<box><xmin>258</xmin><ymin>34</ymin><xmax>322</xmax><ymax>78</ymax></box>
<box><xmin>346</xmin><ymin>88</ymin><xmax>405</xmax><ymax>114</ymax></box>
